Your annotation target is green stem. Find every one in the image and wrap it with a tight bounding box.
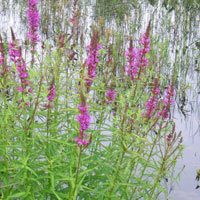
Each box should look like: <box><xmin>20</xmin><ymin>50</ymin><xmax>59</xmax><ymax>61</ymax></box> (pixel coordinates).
<box><xmin>72</xmin><ymin>146</ymin><xmax>82</xmax><ymax>200</ymax></box>
<box><xmin>129</xmin><ymin>120</ymin><xmax>163</xmax><ymax>200</ymax></box>
<box><xmin>148</xmin><ymin>156</ymin><xmax>166</xmax><ymax>200</ymax></box>
<box><xmin>107</xmin><ymin>150</ymin><xmax>126</xmax><ymax>199</ymax></box>
<box><xmin>2</xmin><ymin>85</ymin><xmax>9</xmax><ymax>196</ymax></box>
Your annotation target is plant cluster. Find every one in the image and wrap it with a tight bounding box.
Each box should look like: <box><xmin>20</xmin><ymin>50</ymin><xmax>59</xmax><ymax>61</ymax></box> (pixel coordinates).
<box><xmin>0</xmin><ymin>0</ymin><xmax>183</xmax><ymax>199</ymax></box>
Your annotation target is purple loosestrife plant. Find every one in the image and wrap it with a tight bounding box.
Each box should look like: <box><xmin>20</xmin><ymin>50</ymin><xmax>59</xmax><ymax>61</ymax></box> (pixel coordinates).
<box><xmin>85</xmin><ymin>30</ymin><xmax>102</xmax><ymax>92</ymax></box>
<box><xmin>74</xmin><ymin>30</ymin><xmax>101</xmax><ymax>147</ymax></box>
<box><xmin>125</xmin><ymin>21</ymin><xmax>151</xmax><ymax>80</ymax></box>
<box><xmin>158</xmin><ymin>84</ymin><xmax>175</xmax><ymax>119</ymax></box>
<box><xmin>8</xmin><ymin>40</ymin><xmax>32</xmax><ymax>94</ymax></box>
<box><xmin>142</xmin><ymin>79</ymin><xmax>160</xmax><ymax>119</ymax></box>
<box><xmin>136</xmin><ymin>21</ymin><xmax>151</xmax><ymax>76</ymax></box>
<box><xmin>125</xmin><ymin>39</ymin><xmax>137</xmax><ymax>80</ymax></box>
<box><xmin>43</xmin><ymin>79</ymin><xmax>55</xmax><ymax>108</ymax></box>
<box><xmin>27</xmin><ymin>0</ymin><xmax>40</xmax><ymax>45</ymax></box>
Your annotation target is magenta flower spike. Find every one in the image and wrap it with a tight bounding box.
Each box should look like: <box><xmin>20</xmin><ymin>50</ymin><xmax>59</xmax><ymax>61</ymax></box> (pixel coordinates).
<box><xmin>142</xmin><ymin>78</ymin><xmax>160</xmax><ymax>119</ymax></box>
<box><xmin>136</xmin><ymin>33</ymin><xmax>151</xmax><ymax>71</ymax></box>
<box><xmin>125</xmin><ymin>20</ymin><xmax>151</xmax><ymax>80</ymax></box>
<box><xmin>77</xmin><ymin>104</ymin><xmax>91</xmax><ymax>132</ymax></box>
<box><xmin>158</xmin><ymin>85</ymin><xmax>175</xmax><ymax>119</ymax></box>
<box><xmin>75</xmin><ymin>103</ymin><xmax>91</xmax><ymax>147</ymax></box>
<box><xmin>125</xmin><ymin>39</ymin><xmax>138</xmax><ymax>80</ymax></box>
<box><xmin>8</xmin><ymin>41</ymin><xmax>31</xmax><ymax>92</ymax></box>
<box><xmin>27</xmin><ymin>0</ymin><xmax>40</xmax><ymax>45</ymax></box>
<box><xmin>75</xmin><ymin>92</ymin><xmax>91</xmax><ymax>147</ymax></box>
<box><xmin>136</xmin><ymin>20</ymin><xmax>151</xmax><ymax>74</ymax></box>
<box><xmin>43</xmin><ymin>80</ymin><xmax>56</xmax><ymax>108</ymax></box>
<box><xmin>85</xmin><ymin>30</ymin><xmax>102</xmax><ymax>92</ymax></box>
<box><xmin>47</xmin><ymin>86</ymin><xmax>55</xmax><ymax>102</ymax></box>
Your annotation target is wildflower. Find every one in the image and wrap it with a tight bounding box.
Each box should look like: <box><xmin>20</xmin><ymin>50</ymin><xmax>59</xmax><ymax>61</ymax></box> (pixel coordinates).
<box><xmin>136</xmin><ymin>21</ymin><xmax>151</xmax><ymax>74</ymax></box>
<box><xmin>74</xmin><ymin>134</ymin><xmax>89</xmax><ymax>147</ymax></box>
<box><xmin>27</xmin><ymin>0</ymin><xmax>40</xmax><ymax>45</ymax></box>
<box><xmin>75</xmin><ymin>92</ymin><xmax>91</xmax><ymax>147</ymax></box>
<box><xmin>47</xmin><ymin>86</ymin><xmax>55</xmax><ymax>102</ymax></box>
<box><xmin>142</xmin><ymin>78</ymin><xmax>160</xmax><ymax>119</ymax></box>
<box><xmin>77</xmin><ymin>104</ymin><xmax>91</xmax><ymax>132</ymax></box>
<box><xmin>8</xmin><ymin>41</ymin><xmax>31</xmax><ymax>92</ymax></box>
<box><xmin>125</xmin><ymin>20</ymin><xmax>151</xmax><ymax>79</ymax></box>
<box><xmin>125</xmin><ymin>39</ymin><xmax>137</xmax><ymax>79</ymax></box>
<box><xmin>85</xmin><ymin>30</ymin><xmax>102</xmax><ymax>92</ymax></box>
<box><xmin>136</xmin><ymin>34</ymin><xmax>151</xmax><ymax>70</ymax></box>
<box><xmin>158</xmin><ymin>85</ymin><xmax>175</xmax><ymax>119</ymax></box>
<box><xmin>43</xmin><ymin>78</ymin><xmax>55</xmax><ymax>109</ymax></box>
<box><xmin>105</xmin><ymin>89</ymin><xmax>116</xmax><ymax>104</ymax></box>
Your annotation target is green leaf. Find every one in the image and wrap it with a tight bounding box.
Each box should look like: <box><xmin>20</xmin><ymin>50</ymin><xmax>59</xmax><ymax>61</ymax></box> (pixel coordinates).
<box><xmin>8</xmin><ymin>192</ymin><xmax>27</xmax><ymax>199</ymax></box>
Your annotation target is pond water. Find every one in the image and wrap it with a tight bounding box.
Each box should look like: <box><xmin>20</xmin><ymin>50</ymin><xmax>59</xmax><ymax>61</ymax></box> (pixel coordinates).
<box><xmin>0</xmin><ymin>0</ymin><xmax>200</xmax><ymax>199</ymax></box>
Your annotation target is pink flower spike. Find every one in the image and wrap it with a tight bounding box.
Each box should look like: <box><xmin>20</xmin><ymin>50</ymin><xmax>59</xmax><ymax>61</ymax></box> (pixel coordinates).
<box><xmin>85</xmin><ymin>30</ymin><xmax>101</xmax><ymax>91</ymax></box>
<box><xmin>9</xmin><ymin>41</ymin><xmax>31</xmax><ymax>92</ymax></box>
<box><xmin>27</xmin><ymin>0</ymin><xmax>40</xmax><ymax>45</ymax></box>
<box><xmin>158</xmin><ymin>85</ymin><xmax>175</xmax><ymax>119</ymax></box>
<box><xmin>47</xmin><ymin>86</ymin><xmax>55</xmax><ymax>102</ymax></box>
